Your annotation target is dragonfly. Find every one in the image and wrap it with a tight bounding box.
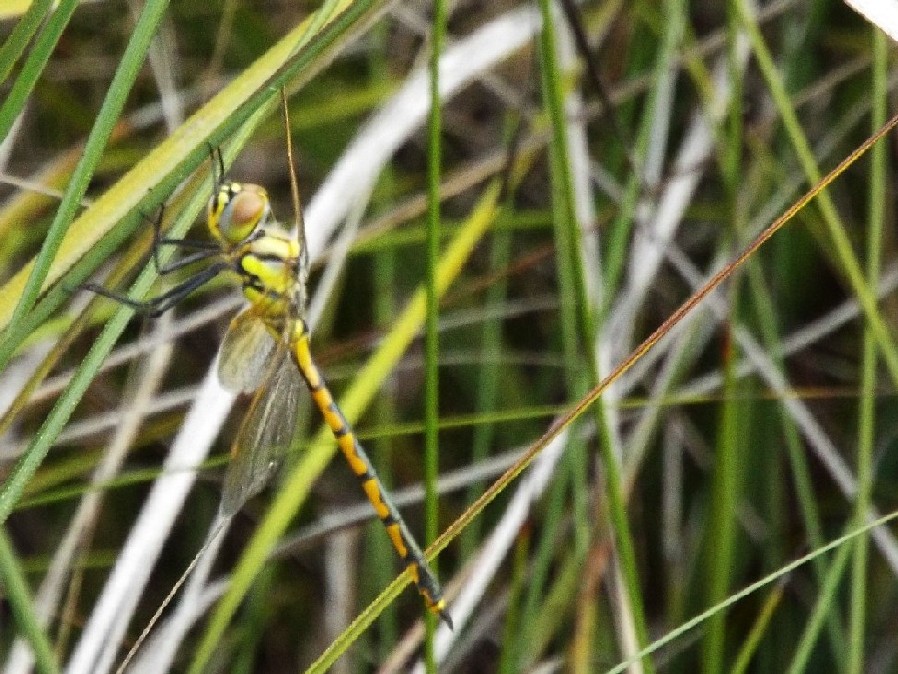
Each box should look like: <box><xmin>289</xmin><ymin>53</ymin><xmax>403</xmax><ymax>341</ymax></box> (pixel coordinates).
<box><xmin>83</xmin><ymin>143</ymin><xmax>451</xmax><ymax>627</ymax></box>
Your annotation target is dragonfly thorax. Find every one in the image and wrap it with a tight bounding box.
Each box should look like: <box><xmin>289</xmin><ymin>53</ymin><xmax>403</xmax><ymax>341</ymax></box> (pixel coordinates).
<box><xmin>237</xmin><ymin>227</ymin><xmax>305</xmax><ymax>321</ymax></box>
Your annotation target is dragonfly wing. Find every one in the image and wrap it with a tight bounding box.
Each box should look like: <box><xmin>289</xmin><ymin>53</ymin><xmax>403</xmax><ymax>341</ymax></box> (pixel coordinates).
<box><xmin>220</xmin><ymin>341</ymin><xmax>303</xmax><ymax>515</ymax></box>
<box><xmin>218</xmin><ymin>309</ymin><xmax>276</xmax><ymax>393</ymax></box>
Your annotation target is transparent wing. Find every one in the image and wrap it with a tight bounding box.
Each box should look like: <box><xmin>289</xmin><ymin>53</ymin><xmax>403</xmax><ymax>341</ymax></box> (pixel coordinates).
<box><xmin>219</xmin><ymin>339</ymin><xmax>303</xmax><ymax>515</ymax></box>
<box><xmin>218</xmin><ymin>309</ymin><xmax>275</xmax><ymax>393</ymax></box>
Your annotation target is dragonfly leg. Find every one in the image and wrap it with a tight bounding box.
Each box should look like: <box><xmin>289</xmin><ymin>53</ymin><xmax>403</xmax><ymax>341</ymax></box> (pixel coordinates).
<box><xmin>147</xmin><ymin>202</ymin><xmax>221</xmax><ymax>275</ymax></box>
<box><xmin>80</xmin><ymin>260</ymin><xmax>230</xmax><ymax>318</ymax></box>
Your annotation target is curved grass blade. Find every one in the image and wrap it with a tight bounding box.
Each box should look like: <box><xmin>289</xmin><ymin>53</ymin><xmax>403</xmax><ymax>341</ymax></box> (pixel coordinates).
<box><xmin>0</xmin><ymin>0</ymin><xmax>170</xmax><ymax>373</ymax></box>
<box><xmin>0</xmin><ymin>0</ymin><xmax>55</xmax><ymax>85</ymax></box>
<box><xmin>0</xmin><ymin>0</ymin><xmax>388</xmax><ymax>340</ymax></box>
<box><xmin>0</xmin><ymin>529</ymin><xmax>59</xmax><ymax>674</ymax></box>
<box><xmin>0</xmin><ymin>0</ymin><xmax>390</xmax><ymax>527</ymax></box>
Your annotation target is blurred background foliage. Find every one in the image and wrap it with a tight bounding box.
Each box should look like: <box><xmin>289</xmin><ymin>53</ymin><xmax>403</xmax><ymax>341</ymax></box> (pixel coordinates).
<box><xmin>1</xmin><ymin>1</ymin><xmax>898</xmax><ymax>673</ymax></box>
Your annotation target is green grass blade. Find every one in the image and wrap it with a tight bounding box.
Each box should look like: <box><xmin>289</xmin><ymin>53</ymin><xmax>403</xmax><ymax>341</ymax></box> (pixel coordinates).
<box><xmin>424</xmin><ymin>0</ymin><xmax>447</xmax><ymax>661</ymax></box>
<box><xmin>701</xmin><ymin>335</ymin><xmax>743</xmax><ymax>673</ymax></box>
<box><xmin>0</xmin><ymin>0</ymin><xmax>79</xmax><ymax>136</ymax></box>
<box><xmin>730</xmin><ymin>584</ymin><xmax>785</xmax><ymax>674</ymax></box>
<box><xmin>0</xmin><ymin>0</ymin><xmax>386</xmax><ymax>340</ymax></box>
<box><xmin>786</xmin><ymin>533</ymin><xmax>853</xmax><ymax>674</ymax></box>
<box><xmin>849</xmin><ymin>27</ymin><xmax>888</xmax><ymax>674</ymax></box>
<box><xmin>605</xmin><ymin>510</ymin><xmax>898</xmax><ymax>674</ymax></box>
<box><xmin>0</xmin><ymin>528</ymin><xmax>59</xmax><ymax>674</ymax></box>
<box><xmin>0</xmin><ymin>162</ymin><xmax>214</xmax><ymax>527</ymax></box>
<box><xmin>0</xmin><ymin>0</ymin><xmax>56</xmax><ymax>85</ymax></box>
<box><xmin>734</xmin><ymin>0</ymin><xmax>898</xmax><ymax>387</ymax></box>
<box><xmin>538</xmin><ymin>0</ymin><xmax>654</xmax><ymax>667</ymax></box>
<box><xmin>0</xmin><ymin>0</ymin><xmax>169</xmax><ymax>373</ymax></box>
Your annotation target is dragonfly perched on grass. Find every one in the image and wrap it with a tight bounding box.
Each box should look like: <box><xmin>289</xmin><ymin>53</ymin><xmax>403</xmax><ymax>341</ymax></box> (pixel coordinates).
<box><xmin>83</xmin><ymin>126</ymin><xmax>451</xmax><ymax>627</ymax></box>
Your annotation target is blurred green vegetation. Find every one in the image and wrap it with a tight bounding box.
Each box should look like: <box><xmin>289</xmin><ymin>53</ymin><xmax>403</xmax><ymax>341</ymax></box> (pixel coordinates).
<box><xmin>0</xmin><ymin>1</ymin><xmax>897</xmax><ymax>673</ymax></box>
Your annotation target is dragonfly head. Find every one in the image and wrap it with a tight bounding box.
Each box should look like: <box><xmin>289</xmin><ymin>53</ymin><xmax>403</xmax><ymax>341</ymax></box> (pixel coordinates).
<box><xmin>208</xmin><ymin>182</ymin><xmax>271</xmax><ymax>245</ymax></box>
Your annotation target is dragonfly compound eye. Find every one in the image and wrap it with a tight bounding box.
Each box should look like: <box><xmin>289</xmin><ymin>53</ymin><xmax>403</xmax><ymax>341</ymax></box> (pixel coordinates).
<box><xmin>210</xmin><ymin>183</ymin><xmax>271</xmax><ymax>244</ymax></box>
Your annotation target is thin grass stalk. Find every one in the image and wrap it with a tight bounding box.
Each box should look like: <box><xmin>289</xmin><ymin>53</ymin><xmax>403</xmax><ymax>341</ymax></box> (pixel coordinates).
<box><xmin>0</xmin><ymin>0</ymin><xmax>55</xmax><ymax>85</ymax></box>
<box><xmin>729</xmin><ymin>584</ymin><xmax>784</xmax><ymax>674</ymax></box>
<box><xmin>737</xmin><ymin>121</ymin><xmax>825</xmax><ymax>669</ymax></box>
<box><xmin>0</xmin><ymin>530</ymin><xmax>58</xmax><ymax>674</ymax></box>
<box><xmin>571</xmin><ymin>562</ymin><xmax>597</xmax><ymax>672</ymax></box>
<box><xmin>744</xmin><ymin>259</ymin><xmax>848</xmax><ymax>659</ymax></box>
<box><xmin>702</xmin><ymin>5</ymin><xmax>749</xmax><ymax>669</ymax></box>
<box><xmin>530</xmin><ymin>4</ymin><xmax>595</xmax><ymax>665</ymax></box>
<box><xmin>424</xmin><ymin>0</ymin><xmax>448</xmax><ymax>661</ymax></box>
<box><xmin>849</xmin><ymin>28</ymin><xmax>888</xmax><ymax>674</ymax></box>
<box><xmin>0</xmin><ymin>0</ymin><xmax>79</xmax><ymax>138</ymax></box>
<box><xmin>607</xmin><ymin>510</ymin><xmax>898</xmax><ymax>674</ymax></box>
<box><xmin>600</xmin><ymin>0</ymin><xmax>682</xmax><ymax>306</ymax></box>
<box><xmin>554</xmin><ymin>12</ymin><xmax>598</xmax><ymax>601</ymax></box>
<box><xmin>785</xmin><ymin>530</ymin><xmax>854</xmax><ymax>674</ymax></box>
<box><xmin>538</xmin><ymin>0</ymin><xmax>654</xmax><ymax>668</ymax></box>
<box><xmin>525</xmin><ymin>528</ymin><xmax>592</xmax><ymax>660</ymax></box>
<box><xmin>232</xmin><ymin>565</ymin><xmax>277</xmax><ymax>674</ymax></box>
<box><xmin>701</xmin><ymin>327</ymin><xmax>742</xmax><ymax>674</ymax></box>
<box><xmin>496</xmin><ymin>530</ymin><xmax>529</xmax><ymax>674</ymax></box>
<box><xmin>0</xmin><ymin>0</ymin><xmax>170</xmax><ymax>375</ymax></box>
<box><xmin>521</xmin><ymin>11</ymin><xmax>588</xmax><ymax>665</ymax></box>
<box><xmin>461</xmin><ymin>143</ymin><xmax>515</xmax><ymax>555</ymax></box>
<box><xmin>734</xmin><ymin>0</ymin><xmax>898</xmax><ymax>386</ymax></box>
<box><xmin>370</xmin><ymin>59</ymin><xmax>401</xmax><ymax>654</ymax></box>
<box><xmin>520</xmin><ymin>449</ymin><xmax>576</xmax><ymax>669</ymax></box>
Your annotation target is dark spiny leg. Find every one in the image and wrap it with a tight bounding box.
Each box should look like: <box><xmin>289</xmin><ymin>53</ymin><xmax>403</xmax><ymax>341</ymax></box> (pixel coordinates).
<box><xmin>148</xmin><ymin>202</ymin><xmax>220</xmax><ymax>274</ymax></box>
<box><xmin>152</xmin><ymin>248</ymin><xmax>221</xmax><ymax>275</ymax></box>
<box><xmin>80</xmin><ymin>261</ymin><xmax>229</xmax><ymax>317</ymax></box>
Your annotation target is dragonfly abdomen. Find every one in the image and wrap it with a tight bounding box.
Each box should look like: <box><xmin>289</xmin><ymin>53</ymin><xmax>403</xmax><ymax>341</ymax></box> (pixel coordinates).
<box><xmin>288</xmin><ymin>321</ymin><xmax>450</xmax><ymax>625</ymax></box>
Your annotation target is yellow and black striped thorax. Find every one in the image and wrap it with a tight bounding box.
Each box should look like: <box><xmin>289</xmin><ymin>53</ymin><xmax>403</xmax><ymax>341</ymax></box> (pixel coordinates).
<box><xmin>233</xmin><ymin>227</ymin><xmax>303</xmax><ymax>320</ymax></box>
